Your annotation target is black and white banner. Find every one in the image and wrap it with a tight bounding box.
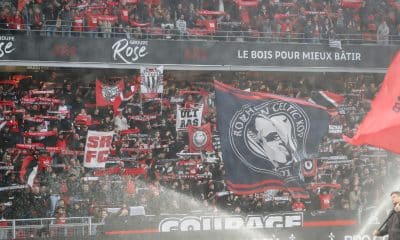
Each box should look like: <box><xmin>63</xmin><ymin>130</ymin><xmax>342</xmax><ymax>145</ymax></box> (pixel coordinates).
<box><xmin>176</xmin><ymin>105</ymin><xmax>203</xmax><ymax>131</ymax></box>
<box><xmin>140</xmin><ymin>66</ymin><xmax>164</xmax><ymax>95</ymax></box>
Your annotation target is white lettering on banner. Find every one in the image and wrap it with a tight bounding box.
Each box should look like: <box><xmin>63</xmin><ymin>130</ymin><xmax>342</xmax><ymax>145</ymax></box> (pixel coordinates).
<box><xmin>158</xmin><ymin>213</ymin><xmax>303</xmax><ymax>232</ymax></box>
<box><xmin>176</xmin><ymin>105</ymin><xmax>203</xmax><ymax>131</ymax></box>
<box><xmin>112</xmin><ymin>39</ymin><xmax>148</xmax><ymax>63</ymax></box>
<box><xmin>236</xmin><ymin>49</ymin><xmax>362</xmax><ymax>62</ymax></box>
<box><xmin>237</xmin><ymin>50</ymin><xmax>248</xmax><ymax>59</ymax></box>
<box><xmin>344</xmin><ymin>235</ymin><xmax>388</xmax><ymax>240</ymax></box>
<box><xmin>0</xmin><ymin>35</ymin><xmax>16</xmax><ymax>58</ymax></box>
<box><xmin>84</xmin><ymin>131</ymin><xmax>114</xmax><ymax>168</ymax></box>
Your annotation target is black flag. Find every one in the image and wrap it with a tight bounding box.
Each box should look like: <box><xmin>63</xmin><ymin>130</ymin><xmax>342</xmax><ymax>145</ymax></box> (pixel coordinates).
<box><xmin>214</xmin><ymin>81</ymin><xmax>329</xmax><ymax>197</ymax></box>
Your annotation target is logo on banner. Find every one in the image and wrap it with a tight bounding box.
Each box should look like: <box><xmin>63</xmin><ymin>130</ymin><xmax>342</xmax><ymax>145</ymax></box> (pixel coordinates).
<box><xmin>112</xmin><ymin>39</ymin><xmax>148</xmax><ymax>64</ymax></box>
<box><xmin>302</xmin><ymin>159</ymin><xmax>317</xmax><ymax>177</ymax></box>
<box><xmin>102</xmin><ymin>85</ymin><xmax>120</xmax><ymax>102</ymax></box>
<box><xmin>193</xmin><ymin>130</ymin><xmax>208</xmax><ymax>148</ymax></box>
<box><xmin>0</xmin><ymin>36</ymin><xmax>15</xmax><ymax>58</ymax></box>
<box><xmin>230</xmin><ymin>100</ymin><xmax>309</xmax><ymax>173</ymax></box>
<box><xmin>140</xmin><ymin>66</ymin><xmax>164</xmax><ymax>94</ymax></box>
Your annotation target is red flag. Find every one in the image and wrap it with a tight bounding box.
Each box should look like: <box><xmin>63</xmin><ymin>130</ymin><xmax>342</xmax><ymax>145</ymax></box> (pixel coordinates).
<box><xmin>343</xmin><ymin>53</ymin><xmax>400</xmax><ymax>153</ymax></box>
<box><xmin>96</xmin><ymin>80</ymin><xmax>124</xmax><ymax>106</ymax></box>
<box><xmin>188</xmin><ymin>123</ymin><xmax>213</xmax><ymax>153</ymax></box>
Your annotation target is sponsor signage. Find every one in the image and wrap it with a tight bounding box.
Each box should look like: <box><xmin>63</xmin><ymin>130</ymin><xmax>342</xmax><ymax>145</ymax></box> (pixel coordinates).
<box><xmin>158</xmin><ymin>213</ymin><xmax>303</xmax><ymax>232</ymax></box>
<box><xmin>0</xmin><ymin>37</ymin><xmax>398</xmax><ymax>70</ymax></box>
<box><xmin>102</xmin><ymin>211</ymin><xmax>364</xmax><ymax>239</ymax></box>
<box><xmin>0</xmin><ymin>36</ymin><xmax>16</xmax><ymax>58</ymax></box>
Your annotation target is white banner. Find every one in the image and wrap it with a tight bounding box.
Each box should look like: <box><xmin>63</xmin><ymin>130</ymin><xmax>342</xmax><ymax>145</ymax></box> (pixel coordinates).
<box><xmin>84</xmin><ymin>131</ymin><xmax>114</xmax><ymax>168</ymax></box>
<box><xmin>140</xmin><ymin>66</ymin><xmax>164</xmax><ymax>94</ymax></box>
<box><xmin>176</xmin><ymin>105</ymin><xmax>203</xmax><ymax>131</ymax></box>
<box><xmin>328</xmin><ymin>125</ymin><xmax>343</xmax><ymax>134</ymax></box>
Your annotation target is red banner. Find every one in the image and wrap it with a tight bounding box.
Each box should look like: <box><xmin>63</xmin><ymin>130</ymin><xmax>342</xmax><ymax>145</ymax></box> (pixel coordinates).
<box><xmin>341</xmin><ymin>0</ymin><xmax>363</xmax><ymax>9</ymax></box>
<box><xmin>122</xmin><ymin>168</ymin><xmax>146</xmax><ymax>176</ymax></box>
<box><xmin>302</xmin><ymin>159</ymin><xmax>317</xmax><ymax>177</ymax></box>
<box><xmin>236</xmin><ymin>0</ymin><xmax>258</xmax><ymax>7</ymax></box>
<box><xmin>120</xmin><ymin>128</ymin><xmax>140</xmax><ymax>135</ymax></box>
<box><xmin>93</xmin><ymin>167</ymin><xmax>146</xmax><ymax>176</ymax></box>
<box><xmin>94</xmin><ymin>167</ymin><xmax>121</xmax><ymax>176</ymax></box>
<box><xmin>24</xmin><ymin>130</ymin><xmax>57</xmax><ymax>137</ymax></box>
<box><xmin>0</xmin><ymin>101</ymin><xmax>14</xmax><ymax>107</ymax></box>
<box><xmin>96</xmin><ymin>80</ymin><xmax>124</xmax><ymax>107</ymax></box>
<box><xmin>188</xmin><ymin>123</ymin><xmax>213</xmax><ymax>153</ymax></box>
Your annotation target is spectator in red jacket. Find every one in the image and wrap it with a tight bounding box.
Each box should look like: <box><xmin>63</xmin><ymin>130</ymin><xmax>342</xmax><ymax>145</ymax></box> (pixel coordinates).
<box><xmin>9</xmin><ymin>11</ymin><xmax>25</xmax><ymax>34</ymax></box>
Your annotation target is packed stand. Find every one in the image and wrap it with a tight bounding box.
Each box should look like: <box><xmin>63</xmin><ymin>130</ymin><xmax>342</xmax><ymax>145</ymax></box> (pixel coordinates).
<box><xmin>0</xmin><ymin>0</ymin><xmax>399</xmax><ymax>43</ymax></box>
<box><xmin>0</xmin><ymin>70</ymin><xmax>397</xmax><ymax>228</ymax></box>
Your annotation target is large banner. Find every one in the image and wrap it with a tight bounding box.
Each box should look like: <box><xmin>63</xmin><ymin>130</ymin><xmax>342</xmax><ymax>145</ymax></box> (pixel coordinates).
<box><xmin>214</xmin><ymin>81</ymin><xmax>329</xmax><ymax>197</ymax></box>
<box><xmin>102</xmin><ymin>210</ymin><xmax>365</xmax><ymax>240</ymax></box>
<box><xmin>84</xmin><ymin>131</ymin><xmax>114</xmax><ymax>168</ymax></box>
<box><xmin>0</xmin><ymin>36</ymin><xmax>399</xmax><ymax>71</ymax></box>
<box><xmin>140</xmin><ymin>66</ymin><xmax>164</xmax><ymax>95</ymax></box>
<box><xmin>176</xmin><ymin>105</ymin><xmax>203</xmax><ymax>131</ymax></box>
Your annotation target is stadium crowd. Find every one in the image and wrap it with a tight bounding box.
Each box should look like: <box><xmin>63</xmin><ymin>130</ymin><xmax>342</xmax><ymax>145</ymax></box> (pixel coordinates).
<box><xmin>0</xmin><ymin>70</ymin><xmax>397</xmax><ymax>227</ymax></box>
<box><xmin>0</xmin><ymin>0</ymin><xmax>399</xmax><ymax>43</ymax></box>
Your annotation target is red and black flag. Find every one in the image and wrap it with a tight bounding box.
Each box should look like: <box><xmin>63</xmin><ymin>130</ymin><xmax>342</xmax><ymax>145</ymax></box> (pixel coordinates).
<box><xmin>188</xmin><ymin>123</ymin><xmax>213</xmax><ymax>153</ymax></box>
<box><xmin>214</xmin><ymin>81</ymin><xmax>329</xmax><ymax>197</ymax></box>
<box><xmin>310</xmin><ymin>90</ymin><xmax>344</xmax><ymax>109</ymax></box>
<box><xmin>343</xmin><ymin>53</ymin><xmax>400</xmax><ymax>153</ymax></box>
<box><xmin>96</xmin><ymin>79</ymin><xmax>124</xmax><ymax>107</ymax></box>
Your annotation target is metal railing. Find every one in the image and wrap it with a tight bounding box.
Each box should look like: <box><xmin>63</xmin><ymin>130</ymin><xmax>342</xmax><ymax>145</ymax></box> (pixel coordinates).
<box><xmin>0</xmin><ymin>23</ymin><xmax>398</xmax><ymax>45</ymax></box>
<box><xmin>0</xmin><ymin>217</ymin><xmax>103</xmax><ymax>239</ymax></box>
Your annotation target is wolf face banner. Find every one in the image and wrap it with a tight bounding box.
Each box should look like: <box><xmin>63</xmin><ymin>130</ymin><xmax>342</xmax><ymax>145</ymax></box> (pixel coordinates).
<box><xmin>96</xmin><ymin>79</ymin><xmax>124</xmax><ymax>106</ymax></box>
<box><xmin>214</xmin><ymin>81</ymin><xmax>329</xmax><ymax>196</ymax></box>
<box><xmin>140</xmin><ymin>66</ymin><xmax>164</xmax><ymax>95</ymax></box>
